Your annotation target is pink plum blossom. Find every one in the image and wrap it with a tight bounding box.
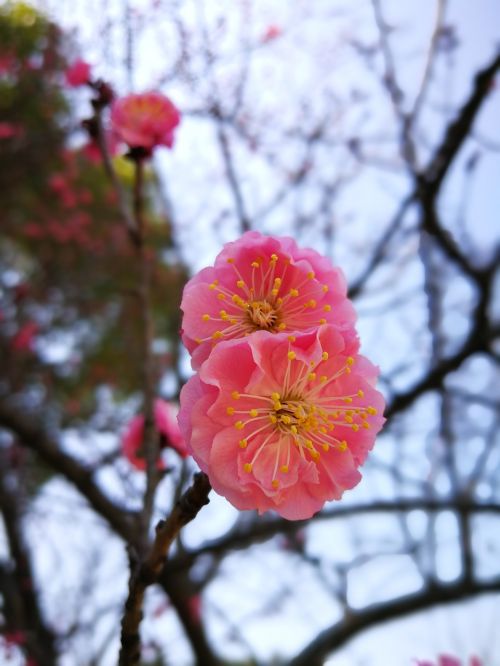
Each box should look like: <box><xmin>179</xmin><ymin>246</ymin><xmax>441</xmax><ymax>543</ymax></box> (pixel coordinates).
<box><xmin>178</xmin><ymin>325</ymin><xmax>385</xmax><ymax>519</ymax></box>
<box><xmin>122</xmin><ymin>399</ymin><xmax>188</xmax><ymax>470</ymax></box>
<box><xmin>65</xmin><ymin>59</ymin><xmax>91</xmax><ymax>87</ymax></box>
<box><xmin>110</xmin><ymin>92</ymin><xmax>180</xmax><ymax>153</ymax></box>
<box><xmin>416</xmin><ymin>657</ymin><xmax>482</xmax><ymax>666</ymax></box>
<box><xmin>181</xmin><ymin>231</ymin><xmax>357</xmax><ymax>369</ymax></box>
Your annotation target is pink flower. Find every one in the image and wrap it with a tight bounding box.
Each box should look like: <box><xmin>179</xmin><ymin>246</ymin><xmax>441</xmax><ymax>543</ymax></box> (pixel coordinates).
<box><xmin>122</xmin><ymin>399</ymin><xmax>189</xmax><ymax>470</ymax></box>
<box><xmin>262</xmin><ymin>25</ymin><xmax>282</xmax><ymax>42</ymax></box>
<box><xmin>181</xmin><ymin>231</ymin><xmax>357</xmax><ymax>369</ymax></box>
<box><xmin>110</xmin><ymin>92</ymin><xmax>181</xmax><ymax>152</ymax></box>
<box><xmin>65</xmin><ymin>59</ymin><xmax>91</xmax><ymax>87</ymax></box>
<box><xmin>11</xmin><ymin>322</ymin><xmax>38</xmax><ymax>352</ymax></box>
<box><xmin>416</xmin><ymin>657</ymin><xmax>482</xmax><ymax>666</ymax></box>
<box><xmin>178</xmin><ymin>326</ymin><xmax>385</xmax><ymax>519</ymax></box>
<box><xmin>0</xmin><ymin>122</ymin><xmax>23</xmax><ymax>139</ymax></box>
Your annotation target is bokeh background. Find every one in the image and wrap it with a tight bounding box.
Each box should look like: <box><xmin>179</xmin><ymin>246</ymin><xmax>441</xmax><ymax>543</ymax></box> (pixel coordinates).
<box><xmin>1</xmin><ymin>0</ymin><xmax>499</xmax><ymax>664</ymax></box>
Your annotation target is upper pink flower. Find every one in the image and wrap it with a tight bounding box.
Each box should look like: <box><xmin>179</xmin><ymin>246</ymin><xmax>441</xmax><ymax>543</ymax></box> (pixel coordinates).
<box><xmin>122</xmin><ymin>399</ymin><xmax>189</xmax><ymax>470</ymax></box>
<box><xmin>65</xmin><ymin>59</ymin><xmax>91</xmax><ymax>87</ymax></box>
<box><xmin>110</xmin><ymin>92</ymin><xmax>181</xmax><ymax>152</ymax></box>
<box><xmin>181</xmin><ymin>231</ymin><xmax>357</xmax><ymax>369</ymax></box>
<box><xmin>178</xmin><ymin>325</ymin><xmax>385</xmax><ymax>519</ymax></box>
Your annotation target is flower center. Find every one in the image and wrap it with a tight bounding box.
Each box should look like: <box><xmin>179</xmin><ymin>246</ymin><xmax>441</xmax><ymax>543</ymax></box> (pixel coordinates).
<box><xmin>246</xmin><ymin>300</ymin><xmax>280</xmax><ymax>331</ymax></box>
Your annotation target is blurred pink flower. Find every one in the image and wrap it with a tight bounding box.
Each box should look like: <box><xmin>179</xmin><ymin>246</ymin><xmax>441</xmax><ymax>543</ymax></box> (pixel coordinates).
<box><xmin>0</xmin><ymin>122</ymin><xmax>23</xmax><ymax>139</ymax></box>
<box><xmin>262</xmin><ymin>25</ymin><xmax>282</xmax><ymax>42</ymax></box>
<box><xmin>65</xmin><ymin>59</ymin><xmax>91</xmax><ymax>87</ymax></box>
<box><xmin>178</xmin><ymin>326</ymin><xmax>384</xmax><ymax>519</ymax></box>
<box><xmin>181</xmin><ymin>231</ymin><xmax>357</xmax><ymax>369</ymax></box>
<box><xmin>11</xmin><ymin>322</ymin><xmax>38</xmax><ymax>352</ymax></box>
<box><xmin>416</xmin><ymin>657</ymin><xmax>482</xmax><ymax>666</ymax></box>
<box><xmin>122</xmin><ymin>399</ymin><xmax>188</xmax><ymax>470</ymax></box>
<box><xmin>110</xmin><ymin>91</ymin><xmax>180</xmax><ymax>152</ymax></box>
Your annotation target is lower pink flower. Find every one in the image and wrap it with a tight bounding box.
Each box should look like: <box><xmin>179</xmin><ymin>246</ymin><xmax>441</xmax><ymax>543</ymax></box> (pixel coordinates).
<box><xmin>178</xmin><ymin>326</ymin><xmax>385</xmax><ymax>519</ymax></box>
<box><xmin>122</xmin><ymin>399</ymin><xmax>188</xmax><ymax>470</ymax></box>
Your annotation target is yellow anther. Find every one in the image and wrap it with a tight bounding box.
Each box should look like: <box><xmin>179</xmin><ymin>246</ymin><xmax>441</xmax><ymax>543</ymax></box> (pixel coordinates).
<box><xmin>249</xmin><ymin>409</ymin><xmax>259</xmax><ymax>418</ymax></box>
<box><xmin>352</xmin><ymin>424</ymin><xmax>359</xmax><ymax>432</ymax></box>
<box><xmin>276</xmin><ymin>298</ymin><xmax>283</xmax><ymax>306</ymax></box>
<box><xmin>273</xmin><ymin>401</ymin><xmax>282</xmax><ymax>410</ymax></box>
<box><xmin>305</xmin><ymin>439</ymin><xmax>313</xmax><ymax>447</ymax></box>
<box><xmin>307</xmin><ymin>299</ymin><xmax>317</xmax><ymax>308</ymax></box>
<box><xmin>251</xmin><ymin>261</ymin><xmax>260</xmax><ymax>268</ymax></box>
<box><xmin>320</xmin><ymin>375</ymin><xmax>327</xmax><ymax>383</ymax></box>
<box><xmin>212</xmin><ymin>331</ymin><xmax>223</xmax><ymax>340</ymax></box>
<box><xmin>226</xmin><ymin>406</ymin><xmax>235</xmax><ymax>415</ymax></box>
<box><xmin>236</xmin><ymin>280</ymin><xmax>245</xmax><ymax>288</ymax></box>
<box><xmin>322</xmin><ymin>444</ymin><xmax>329</xmax><ymax>452</ymax></box>
<box><xmin>227</xmin><ymin>258</ymin><xmax>234</xmax><ymax>263</ymax></box>
<box><xmin>217</xmin><ymin>293</ymin><xmax>226</xmax><ymax>300</ymax></box>
<box><xmin>231</xmin><ymin>391</ymin><xmax>240</xmax><ymax>400</ymax></box>
<box><xmin>280</xmin><ymin>465</ymin><xmax>289</xmax><ymax>473</ymax></box>
<box><xmin>209</xmin><ymin>283</ymin><xmax>217</xmax><ymax>290</ymax></box>
<box><xmin>278</xmin><ymin>323</ymin><xmax>286</xmax><ymax>330</ymax></box>
<box><xmin>345</xmin><ymin>367</ymin><xmax>351</xmax><ymax>374</ymax></box>
<box><xmin>322</xmin><ymin>352</ymin><xmax>329</xmax><ymax>361</ymax></box>
<box><xmin>289</xmin><ymin>288</ymin><xmax>299</xmax><ymax>297</ymax></box>
<box><xmin>288</xmin><ymin>335</ymin><xmax>296</xmax><ymax>342</ymax></box>
<box><xmin>271</xmin><ymin>479</ymin><xmax>280</xmax><ymax>488</ymax></box>
<box><xmin>271</xmin><ymin>289</ymin><xmax>279</xmax><ymax>296</ymax></box>
<box><xmin>235</xmin><ymin>421</ymin><xmax>245</xmax><ymax>430</ymax></box>
<box><xmin>271</xmin><ymin>392</ymin><xmax>281</xmax><ymax>401</ymax></box>
<box><xmin>323</xmin><ymin>304</ymin><xmax>332</xmax><ymax>312</ymax></box>
<box><xmin>290</xmin><ymin>425</ymin><xmax>298</xmax><ymax>434</ymax></box>
<box><xmin>344</xmin><ymin>415</ymin><xmax>354</xmax><ymax>424</ymax></box>
<box><xmin>339</xmin><ymin>440</ymin><xmax>348</xmax><ymax>451</ymax></box>
<box><xmin>288</xmin><ymin>351</ymin><xmax>296</xmax><ymax>361</ymax></box>
<box><xmin>230</xmin><ymin>319</ymin><xmax>238</xmax><ymax>324</ymax></box>
<box><xmin>202</xmin><ymin>314</ymin><xmax>210</xmax><ymax>321</ymax></box>
<box><xmin>319</xmin><ymin>318</ymin><xmax>327</xmax><ymax>325</ymax></box>
<box><xmin>307</xmin><ymin>271</ymin><xmax>315</xmax><ymax>279</ymax></box>
<box><xmin>308</xmin><ymin>372</ymin><xmax>316</xmax><ymax>381</ymax></box>
<box><xmin>362</xmin><ymin>421</ymin><xmax>371</xmax><ymax>429</ymax></box>
<box><xmin>346</xmin><ymin>356</ymin><xmax>354</xmax><ymax>366</ymax></box>
<box><xmin>367</xmin><ymin>406</ymin><xmax>378</xmax><ymax>415</ymax></box>
<box><xmin>322</xmin><ymin>284</ymin><xmax>329</xmax><ymax>292</ymax></box>
<box><xmin>273</xmin><ymin>278</ymin><xmax>282</xmax><ymax>286</ymax></box>
<box><xmin>243</xmin><ymin>463</ymin><xmax>252</xmax><ymax>472</ymax></box>
<box><xmin>343</xmin><ymin>397</ymin><xmax>353</xmax><ymax>403</ymax></box>
<box><xmin>269</xmin><ymin>414</ymin><xmax>278</xmax><ymax>424</ymax></box>
<box><xmin>357</xmin><ymin>390</ymin><xmax>364</xmax><ymax>397</ymax></box>
<box><xmin>310</xmin><ymin>450</ymin><xmax>320</xmax><ymax>460</ymax></box>
<box><xmin>270</xmin><ymin>254</ymin><xmax>278</xmax><ymax>262</ymax></box>
<box><xmin>239</xmin><ymin>438</ymin><xmax>248</xmax><ymax>448</ymax></box>
<box><xmin>281</xmin><ymin>415</ymin><xmax>292</xmax><ymax>425</ymax></box>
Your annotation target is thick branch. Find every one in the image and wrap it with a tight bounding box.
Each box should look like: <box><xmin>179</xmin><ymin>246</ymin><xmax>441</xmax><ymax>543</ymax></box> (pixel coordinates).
<box><xmin>0</xmin><ymin>462</ymin><xmax>58</xmax><ymax>666</ymax></box>
<box><xmin>118</xmin><ymin>472</ymin><xmax>211</xmax><ymax>666</ymax></box>
<box><xmin>289</xmin><ymin>576</ymin><xmax>500</xmax><ymax>666</ymax></box>
<box><xmin>0</xmin><ymin>401</ymin><xmax>137</xmax><ymax>543</ymax></box>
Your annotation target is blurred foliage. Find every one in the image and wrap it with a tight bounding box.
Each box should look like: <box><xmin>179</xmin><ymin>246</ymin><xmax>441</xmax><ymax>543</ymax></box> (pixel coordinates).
<box><xmin>0</xmin><ymin>2</ymin><xmax>187</xmax><ymax>429</ymax></box>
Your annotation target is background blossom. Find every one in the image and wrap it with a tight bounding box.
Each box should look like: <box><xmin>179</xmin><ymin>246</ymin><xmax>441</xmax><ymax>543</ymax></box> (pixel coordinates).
<box><xmin>122</xmin><ymin>399</ymin><xmax>188</xmax><ymax>470</ymax></box>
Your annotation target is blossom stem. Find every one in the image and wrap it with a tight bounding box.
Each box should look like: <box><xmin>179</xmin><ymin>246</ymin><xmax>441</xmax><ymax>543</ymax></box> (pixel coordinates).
<box><xmin>132</xmin><ymin>158</ymin><xmax>159</xmax><ymax>548</ymax></box>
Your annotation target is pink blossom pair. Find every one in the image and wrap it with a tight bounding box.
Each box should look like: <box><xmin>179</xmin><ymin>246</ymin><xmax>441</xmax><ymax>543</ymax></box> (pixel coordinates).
<box><xmin>178</xmin><ymin>231</ymin><xmax>386</xmax><ymax>519</ymax></box>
